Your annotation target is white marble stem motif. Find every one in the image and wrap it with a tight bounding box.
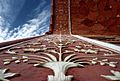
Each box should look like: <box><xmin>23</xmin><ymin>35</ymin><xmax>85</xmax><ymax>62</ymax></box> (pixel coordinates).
<box><xmin>43</xmin><ymin>62</ymin><xmax>79</xmax><ymax>81</ymax></box>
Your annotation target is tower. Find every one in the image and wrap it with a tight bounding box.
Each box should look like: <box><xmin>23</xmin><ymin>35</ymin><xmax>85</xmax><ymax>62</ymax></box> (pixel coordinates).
<box><xmin>49</xmin><ymin>0</ymin><xmax>120</xmax><ymax>36</ymax></box>
<box><xmin>49</xmin><ymin>0</ymin><xmax>71</xmax><ymax>34</ymax></box>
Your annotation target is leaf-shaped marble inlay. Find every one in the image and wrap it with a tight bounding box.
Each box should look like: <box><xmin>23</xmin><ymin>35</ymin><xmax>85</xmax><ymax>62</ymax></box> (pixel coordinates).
<box><xmin>0</xmin><ymin>68</ymin><xmax>18</xmax><ymax>81</ymax></box>
<box><xmin>101</xmin><ymin>70</ymin><xmax>120</xmax><ymax>80</ymax></box>
<box><xmin>91</xmin><ymin>58</ymin><xmax>118</xmax><ymax>67</ymax></box>
<box><xmin>24</xmin><ymin>48</ymin><xmax>45</xmax><ymax>52</ymax></box>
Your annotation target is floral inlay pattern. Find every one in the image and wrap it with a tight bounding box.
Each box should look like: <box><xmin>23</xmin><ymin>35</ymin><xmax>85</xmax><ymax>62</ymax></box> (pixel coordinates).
<box><xmin>101</xmin><ymin>70</ymin><xmax>120</xmax><ymax>81</ymax></box>
<box><xmin>0</xmin><ymin>35</ymin><xmax>120</xmax><ymax>81</ymax></box>
<box><xmin>0</xmin><ymin>68</ymin><xmax>18</xmax><ymax>81</ymax></box>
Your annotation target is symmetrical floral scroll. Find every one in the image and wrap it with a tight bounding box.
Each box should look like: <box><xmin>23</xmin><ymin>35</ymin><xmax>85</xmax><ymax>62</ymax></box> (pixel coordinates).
<box><xmin>1</xmin><ymin>35</ymin><xmax>120</xmax><ymax>81</ymax></box>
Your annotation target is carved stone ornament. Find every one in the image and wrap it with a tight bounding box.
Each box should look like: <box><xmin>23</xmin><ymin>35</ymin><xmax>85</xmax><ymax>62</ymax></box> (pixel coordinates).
<box><xmin>0</xmin><ymin>35</ymin><xmax>120</xmax><ymax>81</ymax></box>
<box><xmin>101</xmin><ymin>70</ymin><xmax>120</xmax><ymax>81</ymax></box>
<box><xmin>0</xmin><ymin>68</ymin><xmax>18</xmax><ymax>81</ymax></box>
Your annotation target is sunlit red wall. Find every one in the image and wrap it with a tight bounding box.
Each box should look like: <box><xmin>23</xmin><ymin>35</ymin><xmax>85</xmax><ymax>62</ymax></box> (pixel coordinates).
<box><xmin>71</xmin><ymin>0</ymin><xmax>120</xmax><ymax>35</ymax></box>
<box><xmin>48</xmin><ymin>0</ymin><xmax>120</xmax><ymax>35</ymax></box>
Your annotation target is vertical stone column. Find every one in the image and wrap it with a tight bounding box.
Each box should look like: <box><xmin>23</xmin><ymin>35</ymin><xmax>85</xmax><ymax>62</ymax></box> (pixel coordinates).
<box><xmin>52</xmin><ymin>0</ymin><xmax>70</xmax><ymax>34</ymax></box>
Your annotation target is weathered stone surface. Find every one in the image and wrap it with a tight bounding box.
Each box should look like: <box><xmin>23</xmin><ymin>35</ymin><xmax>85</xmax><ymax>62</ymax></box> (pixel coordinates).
<box><xmin>48</xmin><ymin>0</ymin><xmax>120</xmax><ymax>35</ymax></box>
<box><xmin>0</xmin><ymin>35</ymin><xmax>120</xmax><ymax>81</ymax></box>
<box><xmin>71</xmin><ymin>0</ymin><xmax>120</xmax><ymax>35</ymax></box>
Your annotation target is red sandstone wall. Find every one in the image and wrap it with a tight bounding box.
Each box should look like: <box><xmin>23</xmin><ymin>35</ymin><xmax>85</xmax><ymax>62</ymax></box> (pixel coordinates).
<box><xmin>71</xmin><ymin>0</ymin><xmax>120</xmax><ymax>35</ymax></box>
<box><xmin>52</xmin><ymin>0</ymin><xmax>70</xmax><ymax>34</ymax></box>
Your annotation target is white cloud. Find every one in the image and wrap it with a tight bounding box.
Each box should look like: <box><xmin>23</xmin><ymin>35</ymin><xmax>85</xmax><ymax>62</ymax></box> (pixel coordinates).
<box><xmin>2</xmin><ymin>8</ymin><xmax>50</xmax><ymax>42</ymax></box>
<box><xmin>0</xmin><ymin>16</ymin><xmax>9</xmax><ymax>42</ymax></box>
<box><xmin>0</xmin><ymin>0</ymin><xmax>25</xmax><ymax>23</ymax></box>
<box><xmin>0</xmin><ymin>0</ymin><xmax>50</xmax><ymax>43</ymax></box>
<box><xmin>9</xmin><ymin>9</ymin><xmax>50</xmax><ymax>39</ymax></box>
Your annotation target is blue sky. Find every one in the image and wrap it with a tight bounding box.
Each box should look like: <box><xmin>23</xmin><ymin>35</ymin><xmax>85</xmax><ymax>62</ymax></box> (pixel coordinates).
<box><xmin>0</xmin><ymin>0</ymin><xmax>51</xmax><ymax>42</ymax></box>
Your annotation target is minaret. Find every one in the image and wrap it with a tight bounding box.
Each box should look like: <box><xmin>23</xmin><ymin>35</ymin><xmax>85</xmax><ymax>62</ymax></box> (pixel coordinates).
<box><xmin>47</xmin><ymin>0</ymin><xmax>120</xmax><ymax>36</ymax></box>
<box><xmin>47</xmin><ymin>0</ymin><xmax>71</xmax><ymax>34</ymax></box>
